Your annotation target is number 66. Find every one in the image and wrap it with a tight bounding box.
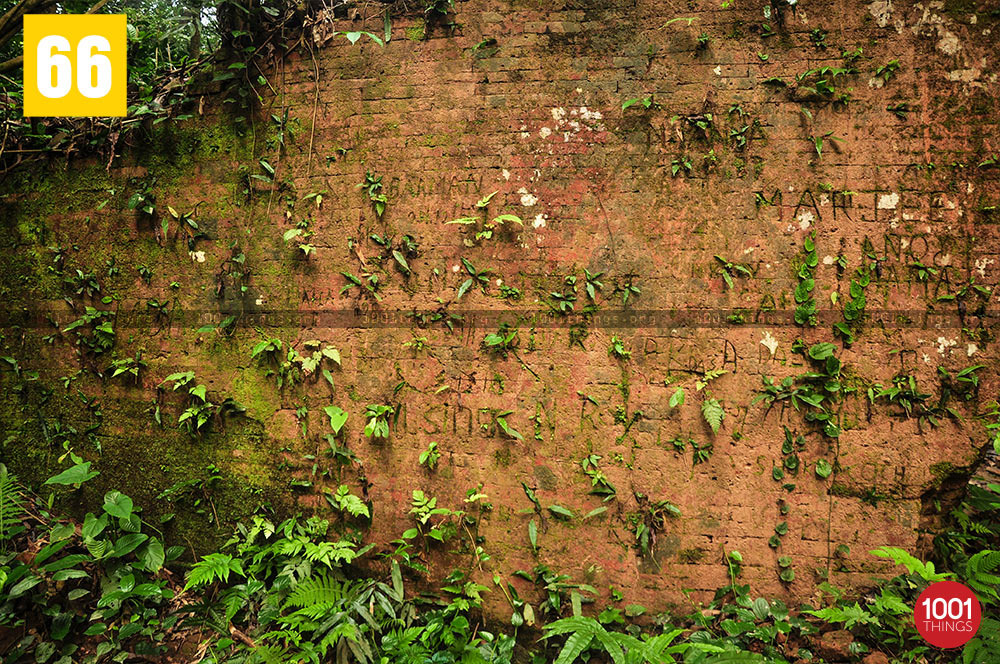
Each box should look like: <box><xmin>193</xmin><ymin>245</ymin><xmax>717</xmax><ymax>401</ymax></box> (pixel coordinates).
<box><xmin>37</xmin><ymin>34</ymin><xmax>113</xmax><ymax>99</ymax></box>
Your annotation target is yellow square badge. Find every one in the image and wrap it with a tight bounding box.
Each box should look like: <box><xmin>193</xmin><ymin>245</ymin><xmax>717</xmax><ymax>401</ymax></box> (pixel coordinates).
<box><xmin>23</xmin><ymin>14</ymin><xmax>126</xmax><ymax>117</ymax></box>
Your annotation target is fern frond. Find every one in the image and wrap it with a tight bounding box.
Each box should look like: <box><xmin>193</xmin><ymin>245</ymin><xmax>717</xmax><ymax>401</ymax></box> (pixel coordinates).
<box><xmin>966</xmin><ymin>550</ymin><xmax>1000</xmax><ymax>603</ymax></box>
<box><xmin>185</xmin><ymin>553</ymin><xmax>245</xmax><ymax>590</ymax></box>
<box><xmin>542</xmin><ymin>617</ymin><xmax>606</xmax><ymax>664</ymax></box>
<box><xmin>0</xmin><ymin>465</ymin><xmax>26</xmax><ymax>543</ymax></box>
<box><xmin>284</xmin><ymin>572</ymin><xmax>346</xmax><ymax>609</ymax></box>
<box><xmin>870</xmin><ymin>546</ymin><xmax>952</xmax><ymax>582</ymax></box>
<box><xmin>542</xmin><ymin>616</ymin><xmax>600</xmax><ymax>638</ymax></box>
<box><xmin>554</xmin><ymin>629</ymin><xmax>595</xmax><ymax>664</ymax></box>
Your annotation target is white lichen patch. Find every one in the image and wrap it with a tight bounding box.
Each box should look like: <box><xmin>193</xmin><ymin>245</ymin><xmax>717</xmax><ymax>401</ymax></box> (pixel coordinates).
<box><xmin>935</xmin><ymin>336</ymin><xmax>957</xmax><ymax>355</ymax></box>
<box><xmin>974</xmin><ymin>257</ymin><xmax>994</xmax><ymax>278</ymax></box>
<box><xmin>967</xmin><ymin>343</ymin><xmax>978</xmax><ymax>357</ymax></box>
<box><xmin>877</xmin><ymin>192</ymin><xmax>899</xmax><ymax>209</ymax></box>
<box><xmin>911</xmin><ymin>1</ymin><xmax>963</xmax><ymax>55</ymax></box>
<box><xmin>518</xmin><ymin>188</ymin><xmax>538</xmax><ymax>206</ymax></box>
<box><xmin>796</xmin><ymin>209</ymin><xmax>814</xmax><ymax>229</ymax></box>
<box><xmin>937</xmin><ymin>29</ymin><xmax>960</xmax><ymax>55</ymax></box>
<box><xmin>761</xmin><ymin>331</ymin><xmax>779</xmax><ymax>356</ymax></box>
<box><xmin>868</xmin><ymin>0</ymin><xmax>891</xmax><ymax>26</ymax></box>
<box><xmin>760</xmin><ymin>331</ymin><xmax>778</xmax><ymax>357</ymax></box>
<box><xmin>949</xmin><ymin>68</ymin><xmax>981</xmax><ymax>83</ymax></box>
<box><xmin>532</xmin><ymin>213</ymin><xmax>547</xmax><ymax>228</ymax></box>
<box><xmin>189</xmin><ymin>251</ymin><xmax>206</xmax><ymax>263</ymax></box>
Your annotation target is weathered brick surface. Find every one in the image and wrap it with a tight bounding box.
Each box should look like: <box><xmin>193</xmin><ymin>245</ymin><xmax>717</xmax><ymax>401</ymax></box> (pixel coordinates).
<box><xmin>2</xmin><ymin>0</ymin><xmax>1000</xmax><ymax>617</ymax></box>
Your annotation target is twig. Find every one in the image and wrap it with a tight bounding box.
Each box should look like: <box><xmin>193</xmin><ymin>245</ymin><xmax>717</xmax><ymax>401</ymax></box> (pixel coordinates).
<box><xmin>229</xmin><ymin>626</ymin><xmax>257</xmax><ymax>648</ymax></box>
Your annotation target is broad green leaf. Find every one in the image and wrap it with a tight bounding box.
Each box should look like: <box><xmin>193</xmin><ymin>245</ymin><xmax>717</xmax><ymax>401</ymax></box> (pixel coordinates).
<box><xmin>669</xmin><ymin>387</ymin><xmax>685</xmax><ymax>409</ymax></box>
<box><xmin>323</xmin><ymin>406</ymin><xmax>349</xmax><ymax>434</ymax></box>
<box><xmin>815</xmin><ymin>459</ymin><xmax>833</xmax><ymax>479</ymax></box>
<box><xmin>44</xmin><ymin>462</ymin><xmax>99</xmax><ymax>486</ymax></box>
<box><xmin>102</xmin><ymin>491</ymin><xmax>133</xmax><ymax>520</ymax></box>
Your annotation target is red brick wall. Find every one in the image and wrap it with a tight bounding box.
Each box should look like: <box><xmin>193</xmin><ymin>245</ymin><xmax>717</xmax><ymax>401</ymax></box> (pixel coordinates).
<box><xmin>3</xmin><ymin>0</ymin><xmax>1000</xmax><ymax>617</ymax></box>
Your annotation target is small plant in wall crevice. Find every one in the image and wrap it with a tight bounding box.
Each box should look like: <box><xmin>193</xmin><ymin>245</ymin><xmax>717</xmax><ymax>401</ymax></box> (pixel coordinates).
<box><xmin>364</xmin><ymin>403</ymin><xmax>396</xmax><ymax>440</ymax></box>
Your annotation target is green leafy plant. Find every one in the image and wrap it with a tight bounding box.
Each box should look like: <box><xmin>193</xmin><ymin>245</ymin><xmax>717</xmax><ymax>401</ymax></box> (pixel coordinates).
<box><xmin>109</xmin><ymin>352</ymin><xmax>147</xmax><ymax>384</ymax></box>
<box><xmin>283</xmin><ymin>220</ymin><xmax>316</xmax><ymax>257</ymax></box>
<box><xmin>446</xmin><ymin>190</ymin><xmax>524</xmax><ymax>243</ymax></box>
<box><xmin>753</xmin><ymin>341</ymin><xmax>845</xmax><ymax>438</ymax></box>
<box><xmin>622</xmin><ymin>94</ymin><xmax>657</xmax><ymax>111</ymax></box>
<box><xmin>494</xmin><ymin>411</ymin><xmax>524</xmax><ymax>441</ymax></box>
<box><xmin>964</xmin><ymin>550</ymin><xmax>1000</xmax><ymax>604</ymax></box>
<box><xmin>613</xmin><ymin>275</ymin><xmax>641</xmax><ymax>307</ymax></box>
<box><xmin>369</xmin><ymin>232</ymin><xmax>420</xmax><ymax>277</ymax></box>
<box><xmin>483</xmin><ymin>323</ymin><xmax>519</xmax><ymax>357</ymax></box>
<box><xmin>357</xmin><ymin>171</ymin><xmax>387</xmax><ymax>218</ymax></box>
<box><xmin>887</xmin><ymin>102</ymin><xmax>910</xmax><ymax>119</ymax></box>
<box><xmin>64</xmin><ymin>268</ymin><xmax>100</xmax><ymax>298</ymax></box>
<box><xmin>671</xmin><ymin>154</ymin><xmax>693</xmax><ymax>176</ymax></box>
<box><xmin>833</xmin><ymin>262</ymin><xmax>871</xmax><ymax>344</ymax></box>
<box><xmin>794</xmin><ymin>232</ymin><xmax>818</xmax><ymax>326</ymax></box>
<box><xmin>161</xmin><ymin>372</ymin><xmax>217</xmax><ymax>437</ymax></box>
<box><xmin>701</xmin><ymin>398</ymin><xmax>724</xmax><ymax>433</ymax></box>
<box><xmin>325</xmin><ymin>485</ymin><xmax>371</xmax><ymax>519</ymax></box>
<box><xmin>608</xmin><ymin>336</ymin><xmax>630</xmax><ymax>360</ymax></box>
<box><xmin>251</xmin><ymin>338</ymin><xmax>341</xmax><ymax>388</ymax></box>
<box><xmin>714</xmin><ymin>255</ymin><xmax>754</xmax><ymax>290</ymax></box>
<box><xmin>166</xmin><ymin>205</ymin><xmax>205</xmax><ymax>249</ymax></box>
<box><xmin>548</xmin><ymin>275</ymin><xmax>578</xmax><ymax>315</ymax></box>
<box><xmin>63</xmin><ymin>307</ymin><xmax>116</xmax><ymax>356</ymax></box>
<box><xmin>419</xmin><ymin>441</ymin><xmax>441</xmax><ymax>470</ymax></box>
<box><xmin>580</xmin><ymin>455</ymin><xmax>616</xmax><ymax>501</ymax></box>
<box><xmin>513</xmin><ymin>564</ymin><xmax>596</xmax><ymax>621</ymax></box>
<box><xmin>456</xmin><ymin>258</ymin><xmax>491</xmax><ymax>300</ymax></box>
<box><xmin>629</xmin><ymin>492</ymin><xmax>681</xmax><ymax>559</ymax></box>
<box><xmin>405</xmin><ymin>490</ymin><xmax>464</xmax><ymax>546</ymax></box>
<box><xmin>341</xmin><ymin>269</ymin><xmax>384</xmax><ymax>302</ymax></box>
<box><xmin>0</xmin><ymin>465</ymin><xmax>25</xmax><ymax>545</ymax></box>
<box><xmin>868</xmin><ymin>373</ymin><xmax>952</xmax><ymax>429</ymax></box>
<box><xmin>810</xmin><ymin>131</ymin><xmax>843</xmax><ymax>160</ymax></box>
<box><xmin>127</xmin><ymin>179</ymin><xmax>156</xmax><ymax>217</ymax></box>
<box><xmin>425</xmin><ymin>0</ymin><xmax>454</xmax><ymax>17</ymax></box>
<box><xmin>875</xmin><ymin>59</ymin><xmax>901</xmax><ymax>83</ymax></box>
<box><xmin>364</xmin><ymin>404</ymin><xmax>395</xmax><ymax>440</ymax></box>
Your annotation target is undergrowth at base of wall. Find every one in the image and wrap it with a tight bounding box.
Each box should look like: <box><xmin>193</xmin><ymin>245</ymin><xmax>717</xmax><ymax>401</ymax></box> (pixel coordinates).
<box><xmin>1</xmin><ymin>462</ymin><xmax>998</xmax><ymax>664</ymax></box>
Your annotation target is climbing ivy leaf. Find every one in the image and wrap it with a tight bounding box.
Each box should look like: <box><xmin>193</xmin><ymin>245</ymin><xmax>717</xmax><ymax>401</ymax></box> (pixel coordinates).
<box><xmin>815</xmin><ymin>459</ymin><xmax>833</xmax><ymax>479</ymax></box>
